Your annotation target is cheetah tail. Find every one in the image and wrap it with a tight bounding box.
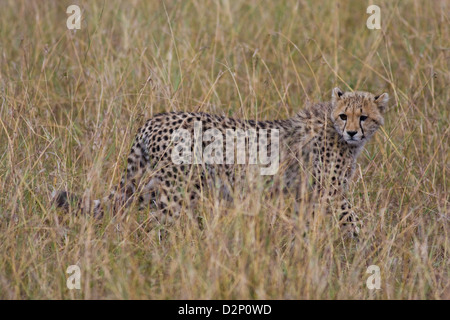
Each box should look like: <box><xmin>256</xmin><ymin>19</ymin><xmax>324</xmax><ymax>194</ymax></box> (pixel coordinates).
<box><xmin>52</xmin><ymin>190</ymin><xmax>80</xmax><ymax>210</ymax></box>
<box><xmin>51</xmin><ymin>190</ymin><xmax>107</xmax><ymax>218</ymax></box>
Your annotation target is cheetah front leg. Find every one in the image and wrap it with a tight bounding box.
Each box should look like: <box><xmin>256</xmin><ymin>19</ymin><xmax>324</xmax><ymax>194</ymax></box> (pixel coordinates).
<box><xmin>334</xmin><ymin>196</ymin><xmax>361</xmax><ymax>238</ymax></box>
<box><xmin>311</xmin><ymin>159</ymin><xmax>362</xmax><ymax>238</ymax></box>
<box><xmin>315</xmin><ymin>188</ymin><xmax>361</xmax><ymax>238</ymax></box>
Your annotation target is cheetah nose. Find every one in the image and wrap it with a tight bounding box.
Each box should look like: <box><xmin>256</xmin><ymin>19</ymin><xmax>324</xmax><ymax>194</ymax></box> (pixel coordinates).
<box><xmin>346</xmin><ymin>131</ymin><xmax>357</xmax><ymax>137</ymax></box>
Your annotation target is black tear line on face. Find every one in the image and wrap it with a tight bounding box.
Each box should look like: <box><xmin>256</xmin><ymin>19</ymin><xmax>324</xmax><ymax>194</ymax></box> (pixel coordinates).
<box><xmin>343</xmin><ymin>118</ymin><xmax>347</xmax><ymax>137</ymax></box>
<box><xmin>359</xmin><ymin>118</ymin><xmax>365</xmax><ymax>140</ymax></box>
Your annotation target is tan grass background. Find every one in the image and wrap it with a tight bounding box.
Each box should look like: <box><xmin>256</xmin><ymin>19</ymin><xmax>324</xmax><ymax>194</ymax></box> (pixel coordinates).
<box><xmin>0</xmin><ymin>0</ymin><xmax>448</xmax><ymax>299</ymax></box>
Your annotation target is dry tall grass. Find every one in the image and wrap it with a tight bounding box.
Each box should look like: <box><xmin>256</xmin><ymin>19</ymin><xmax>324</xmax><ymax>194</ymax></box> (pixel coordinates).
<box><xmin>0</xmin><ymin>0</ymin><xmax>448</xmax><ymax>299</ymax></box>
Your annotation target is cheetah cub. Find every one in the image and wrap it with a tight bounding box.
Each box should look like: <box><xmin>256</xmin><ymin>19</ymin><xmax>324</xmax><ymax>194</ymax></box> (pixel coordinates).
<box><xmin>55</xmin><ymin>87</ymin><xmax>388</xmax><ymax>237</ymax></box>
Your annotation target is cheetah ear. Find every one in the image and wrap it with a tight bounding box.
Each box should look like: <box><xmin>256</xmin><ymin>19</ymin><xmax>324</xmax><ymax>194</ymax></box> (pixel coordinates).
<box><xmin>332</xmin><ymin>87</ymin><xmax>344</xmax><ymax>102</ymax></box>
<box><xmin>374</xmin><ymin>93</ymin><xmax>389</xmax><ymax>113</ymax></box>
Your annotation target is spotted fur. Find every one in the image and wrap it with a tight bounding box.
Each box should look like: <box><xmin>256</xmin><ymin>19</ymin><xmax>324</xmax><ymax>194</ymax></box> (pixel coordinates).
<box><xmin>55</xmin><ymin>87</ymin><xmax>388</xmax><ymax>237</ymax></box>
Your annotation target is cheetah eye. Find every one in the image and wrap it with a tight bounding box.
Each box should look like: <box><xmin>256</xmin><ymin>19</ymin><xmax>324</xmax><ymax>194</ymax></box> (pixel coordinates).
<box><xmin>339</xmin><ymin>114</ymin><xmax>347</xmax><ymax>121</ymax></box>
<box><xmin>360</xmin><ymin>115</ymin><xmax>368</xmax><ymax>121</ymax></box>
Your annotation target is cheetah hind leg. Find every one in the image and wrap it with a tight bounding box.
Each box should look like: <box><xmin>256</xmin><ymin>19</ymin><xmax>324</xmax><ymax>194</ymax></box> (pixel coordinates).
<box><xmin>339</xmin><ymin>210</ymin><xmax>362</xmax><ymax>239</ymax></box>
<box><xmin>136</xmin><ymin>177</ymin><xmax>183</xmax><ymax>224</ymax></box>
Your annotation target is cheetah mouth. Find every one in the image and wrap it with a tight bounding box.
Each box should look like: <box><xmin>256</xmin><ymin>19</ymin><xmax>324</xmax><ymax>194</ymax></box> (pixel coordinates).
<box><xmin>345</xmin><ymin>136</ymin><xmax>365</xmax><ymax>144</ymax></box>
<box><xmin>345</xmin><ymin>137</ymin><xmax>361</xmax><ymax>143</ymax></box>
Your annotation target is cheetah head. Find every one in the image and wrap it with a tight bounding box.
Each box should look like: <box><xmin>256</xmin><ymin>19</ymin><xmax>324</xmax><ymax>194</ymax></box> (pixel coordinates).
<box><xmin>330</xmin><ymin>87</ymin><xmax>388</xmax><ymax>146</ymax></box>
